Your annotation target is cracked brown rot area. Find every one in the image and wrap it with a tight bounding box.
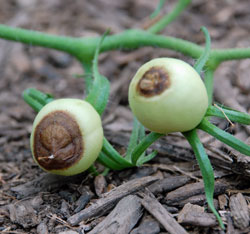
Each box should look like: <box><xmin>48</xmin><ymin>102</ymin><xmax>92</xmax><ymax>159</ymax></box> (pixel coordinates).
<box><xmin>137</xmin><ymin>66</ymin><xmax>170</xmax><ymax>97</ymax></box>
<box><xmin>33</xmin><ymin>111</ymin><xmax>83</xmax><ymax>170</ymax></box>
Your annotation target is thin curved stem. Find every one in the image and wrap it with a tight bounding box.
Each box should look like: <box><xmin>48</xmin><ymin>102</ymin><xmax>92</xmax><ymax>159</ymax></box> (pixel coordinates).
<box><xmin>102</xmin><ymin>138</ymin><xmax>134</xmax><ymax>167</ymax></box>
<box><xmin>101</xmin><ymin>30</ymin><xmax>202</xmax><ymax>58</ymax></box>
<box><xmin>1</xmin><ymin>25</ymin><xmax>250</xmax><ymax>65</ymax></box>
<box><xmin>204</xmin><ymin>69</ymin><xmax>214</xmax><ymax>105</ymax></box>
<box><xmin>150</xmin><ymin>0</ymin><xmax>167</xmax><ymax>19</ymax></box>
<box><xmin>148</xmin><ymin>0</ymin><xmax>192</xmax><ymax>34</ymax></box>
<box><xmin>0</xmin><ymin>24</ymin><xmax>94</xmax><ymax>60</ymax></box>
<box><xmin>131</xmin><ymin>132</ymin><xmax>163</xmax><ymax>165</ymax></box>
<box><xmin>206</xmin><ymin>105</ymin><xmax>250</xmax><ymax>125</ymax></box>
<box><xmin>198</xmin><ymin>118</ymin><xmax>250</xmax><ymax>156</ymax></box>
<box><xmin>97</xmin><ymin>152</ymin><xmax>125</xmax><ymax>170</ymax></box>
<box><xmin>87</xmin><ymin>165</ymin><xmax>99</xmax><ymax>176</ymax></box>
<box><xmin>183</xmin><ymin>129</ymin><xmax>225</xmax><ymax>229</ymax></box>
<box><xmin>0</xmin><ymin>25</ymin><xmax>202</xmax><ymax>61</ymax></box>
<box><xmin>194</xmin><ymin>27</ymin><xmax>211</xmax><ymax>75</ymax></box>
<box><xmin>85</xmin><ymin>31</ymin><xmax>110</xmax><ymax>116</ymax></box>
<box><xmin>125</xmin><ymin>117</ymin><xmax>145</xmax><ymax>161</ymax></box>
<box><xmin>22</xmin><ymin>93</ymin><xmax>43</xmax><ymax>112</ymax></box>
<box><xmin>211</xmin><ymin>48</ymin><xmax>250</xmax><ymax>64</ymax></box>
<box><xmin>82</xmin><ymin>61</ymin><xmax>93</xmax><ymax>94</ymax></box>
<box><xmin>136</xmin><ymin>151</ymin><xmax>158</xmax><ymax>166</ymax></box>
<box><xmin>22</xmin><ymin>88</ymin><xmax>53</xmax><ymax>112</ymax></box>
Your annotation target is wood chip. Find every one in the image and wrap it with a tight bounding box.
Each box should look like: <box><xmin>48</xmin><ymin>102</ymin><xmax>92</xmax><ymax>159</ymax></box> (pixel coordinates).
<box><xmin>67</xmin><ymin>176</ymin><xmax>159</xmax><ymax>226</ymax></box>
<box><xmin>231</xmin><ymin>137</ymin><xmax>250</xmax><ymax>176</ymax></box>
<box><xmin>165</xmin><ymin>181</ymin><xmax>228</xmax><ymax>205</ymax></box>
<box><xmin>11</xmin><ymin>173</ymin><xmax>85</xmax><ymax>198</ymax></box>
<box><xmin>229</xmin><ymin>193</ymin><xmax>249</xmax><ymax>229</ymax></box>
<box><xmin>130</xmin><ymin>217</ymin><xmax>160</xmax><ymax>234</ymax></box>
<box><xmin>58</xmin><ymin>231</ymin><xmax>78</xmax><ymax>234</ymax></box>
<box><xmin>88</xmin><ymin>195</ymin><xmax>143</xmax><ymax>234</ymax></box>
<box><xmin>148</xmin><ymin>176</ymin><xmax>191</xmax><ymax>194</ymax></box>
<box><xmin>218</xmin><ymin>194</ymin><xmax>228</xmax><ymax>210</ymax></box>
<box><xmin>94</xmin><ymin>174</ymin><xmax>107</xmax><ymax>197</ymax></box>
<box><xmin>177</xmin><ymin>194</ymin><xmax>208</xmax><ymax>207</ymax></box>
<box><xmin>61</xmin><ymin>200</ymin><xmax>71</xmax><ymax>218</ymax></box>
<box><xmin>140</xmin><ymin>190</ymin><xmax>188</xmax><ymax>234</ymax></box>
<box><xmin>178</xmin><ymin>203</ymin><xmax>217</xmax><ymax>227</ymax></box>
<box><xmin>74</xmin><ymin>191</ymin><xmax>93</xmax><ymax>213</ymax></box>
<box><xmin>226</xmin><ymin>214</ymin><xmax>239</xmax><ymax>234</ymax></box>
<box><xmin>37</xmin><ymin>222</ymin><xmax>49</xmax><ymax>234</ymax></box>
<box><xmin>8</xmin><ymin>201</ymin><xmax>40</xmax><ymax>228</ymax></box>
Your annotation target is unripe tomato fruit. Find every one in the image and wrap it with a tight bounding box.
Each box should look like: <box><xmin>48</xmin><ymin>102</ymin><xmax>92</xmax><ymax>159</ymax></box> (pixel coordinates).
<box><xmin>30</xmin><ymin>99</ymin><xmax>103</xmax><ymax>176</ymax></box>
<box><xmin>129</xmin><ymin>58</ymin><xmax>208</xmax><ymax>134</ymax></box>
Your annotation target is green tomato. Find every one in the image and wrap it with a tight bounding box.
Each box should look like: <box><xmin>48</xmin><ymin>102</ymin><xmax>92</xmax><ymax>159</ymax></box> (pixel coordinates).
<box><xmin>30</xmin><ymin>98</ymin><xmax>103</xmax><ymax>176</ymax></box>
<box><xmin>129</xmin><ymin>58</ymin><xmax>208</xmax><ymax>134</ymax></box>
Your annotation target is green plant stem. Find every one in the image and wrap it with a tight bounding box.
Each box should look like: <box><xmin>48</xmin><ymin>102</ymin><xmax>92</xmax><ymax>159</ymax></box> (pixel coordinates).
<box><xmin>136</xmin><ymin>151</ymin><xmax>158</xmax><ymax>166</ymax></box>
<box><xmin>148</xmin><ymin>0</ymin><xmax>191</xmax><ymax>34</ymax></box>
<box><xmin>97</xmin><ymin>152</ymin><xmax>125</xmax><ymax>170</ymax></box>
<box><xmin>194</xmin><ymin>27</ymin><xmax>211</xmax><ymax>75</ymax></box>
<box><xmin>87</xmin><ymin>165</ymin><xmax>99</xmax><ymax>176</ymax></box>
<box><xmin>150</xmin><ymin>0</ymin><xmax>167</xmax><ymax>18</ymax></box>
<box><xmin>82</xmin><ymin>61</ymin><xmax>93</xmax><ymax>94</ymax></box>
<box><xmin>0</xmin><ymin>24</ymin><xmax>94</xmax><ymax>60</ymax></box>
<box><xmin>125</xmin><ymin>117</ymin><xmax>144</xmax><ymax>161</ymax></box>
<box><xmin>85</xmin><ymin>31</ymin><xmax>110</xmax><ymax>116</ymax></box>
<box><xmin>206</xmin><ymin>105</ymin><xmax>250</xmax><ymax>125</ymax></box>
<box><xmin>22</xmin><ymin>88</ymin><xmax>53</xmax><ymax>112</ymax></box>
<box><xmin>101</xmin><ymin>168</ymin><xmax>110</xmax><ymax>176</ymax></box>
<box><xmin>211</xmin><ymin>48</ymin><xmax>250</xmax><ymax>64</ymax></box>
<box><xmin>131</xmin><ymin>132</ymin><xmax>163</xmax><ymax>165</ymax></box>
<box><xmin>28</xmin><ymin>88</ymin><xmax>53</xmax><ymax>104</ymax></box>
<box><xmin>198</xmin><ymin>119</ymin><xmax>250</xmax><ymax>155</ymax></box>
<box><xmin>0</xmin><ymin>25</ymin><xmax>202</xmax><ymax>61</ymax></box>
<box><xmin>102</xmin><ymin>138</ymin><xmax>134</xmax><ymax>167</ymax></box>
<box><xmin>204</xmin><ymin>69</ymin><xmax>214</xmax><ymax>105</ymax></box>
<box><xmin>103</xmin><ymin>30</ymin><xmax>202</xmax><ymax>58</ymax></box>
<box><xmin>183</xmin><ymin>129</ymin><xmax>225</xmax><ymax>229</ymax></box>
<box><xmin>22</xmin><ymin>93</ymin><xmax>43</xmax><ymax>112</ymax></box>
<box><xmin>2</xmin><ymin>25</ymin><xmax>250</xmax><ymax>65</ymax></box>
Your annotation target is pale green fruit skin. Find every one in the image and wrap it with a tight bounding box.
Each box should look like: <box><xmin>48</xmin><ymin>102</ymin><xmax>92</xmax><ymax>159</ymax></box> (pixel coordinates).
<box><xmin>30</xmin><ymin>99</ymin><xmax>103</xmax><ymax>176</ymax></box>
<box><xmin>129</xmin><ymin>58</ymin><xmax>208</xmax><ymax>134</ymax></box>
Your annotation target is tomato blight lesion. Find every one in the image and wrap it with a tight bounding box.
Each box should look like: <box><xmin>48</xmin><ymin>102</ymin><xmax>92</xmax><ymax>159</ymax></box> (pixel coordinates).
<box><xmin>136</xmin><ymin>66</ymin><xmax>170</xmax><ymax>97</ymax></box>
<box><xmin>33</xmin><ymin>110</ymin><xmax>83</xmax><ymax>171</ymax></box>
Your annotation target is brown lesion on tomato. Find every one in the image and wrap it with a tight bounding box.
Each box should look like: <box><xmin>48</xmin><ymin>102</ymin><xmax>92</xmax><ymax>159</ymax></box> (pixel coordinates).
<box><xmin>33</xmin><ymin>111</ymin><xmax>83</xmax><ymax>171</ymax></box>
<box><xmin>137</xmin><ymin>66</ymin><xmax>170</xmax><ymax>97</ymax></box>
